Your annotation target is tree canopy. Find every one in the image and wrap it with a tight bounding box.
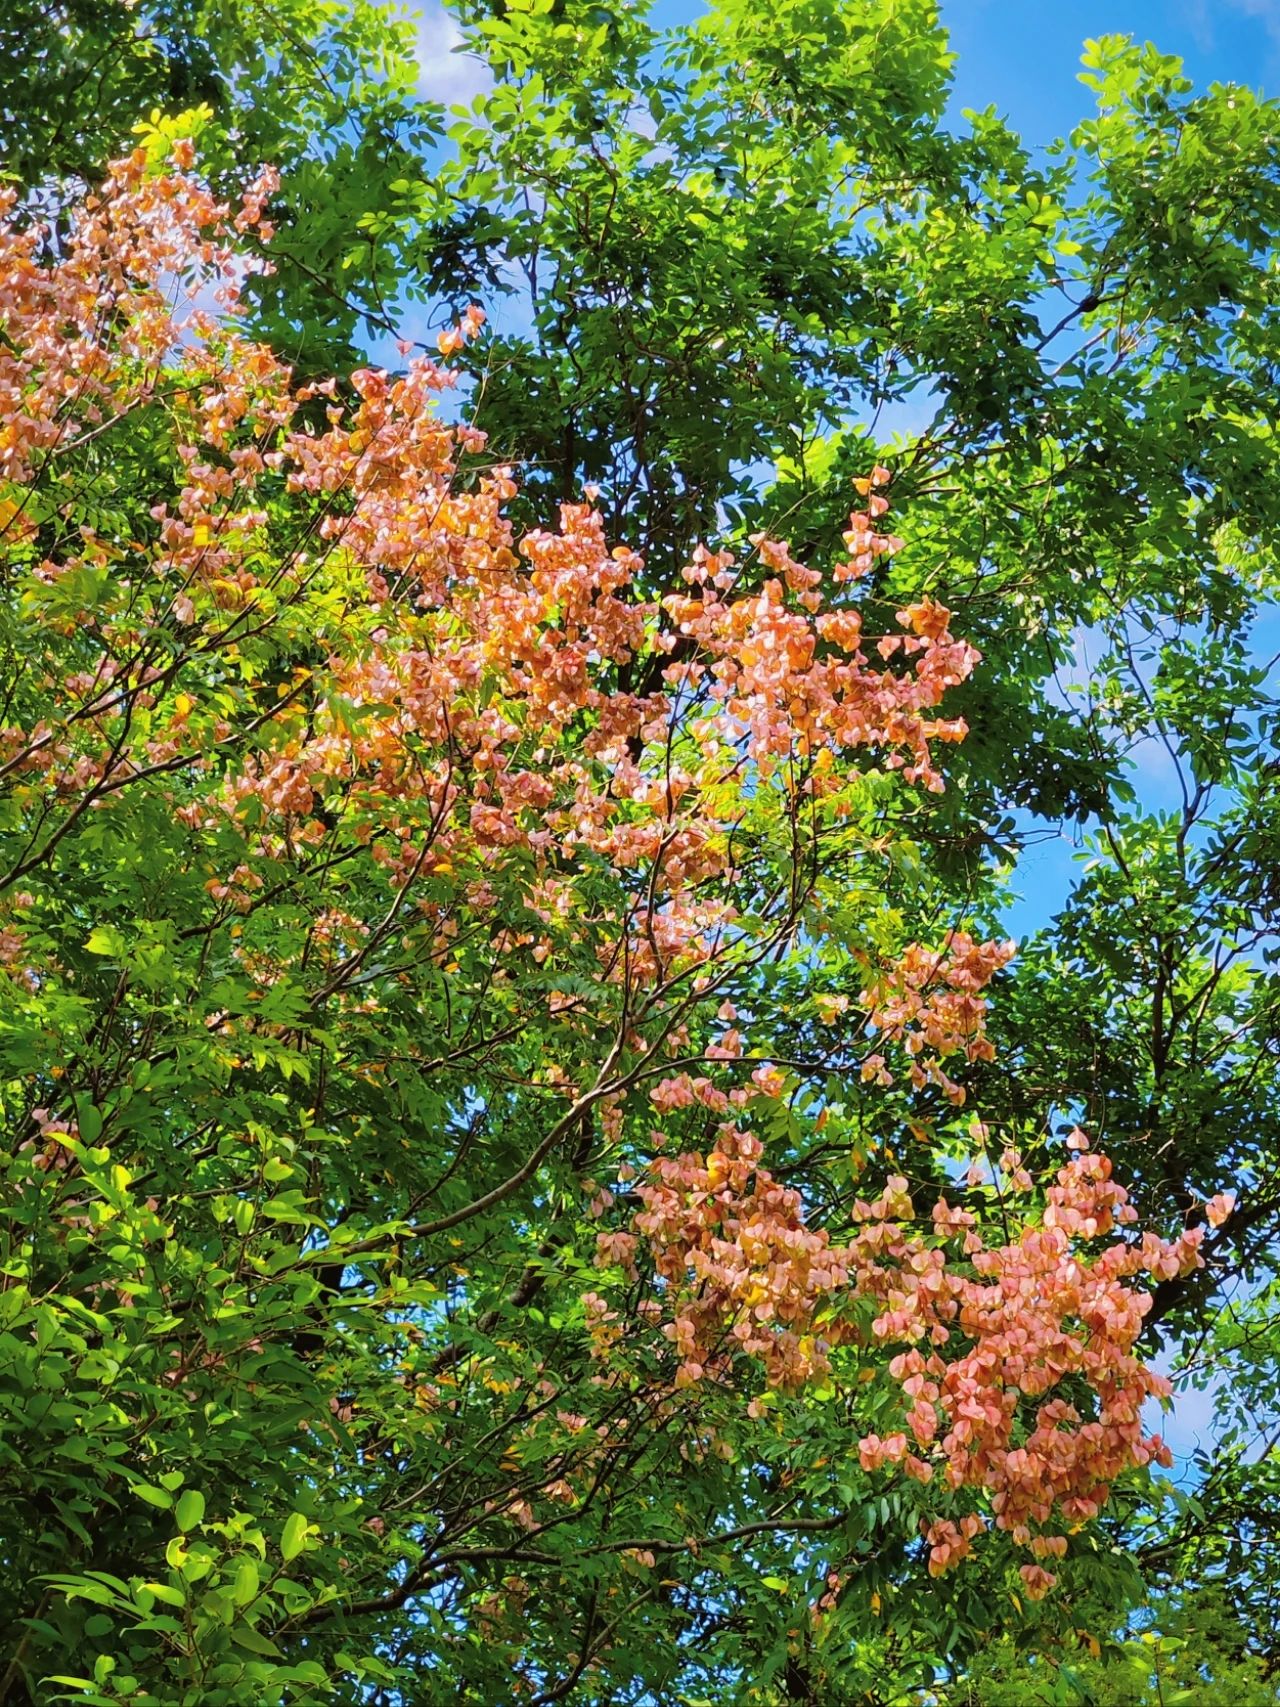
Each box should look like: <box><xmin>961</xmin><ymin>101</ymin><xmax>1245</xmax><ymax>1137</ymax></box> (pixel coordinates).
<box><xmin>1</xmin><ymin>0</ymin><xmax>1279</xmax><ymax>1702</ymax></box>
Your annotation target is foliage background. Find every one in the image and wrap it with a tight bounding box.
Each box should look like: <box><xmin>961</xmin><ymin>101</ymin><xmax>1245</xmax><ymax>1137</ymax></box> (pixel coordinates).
<box><xmin>2</xmin><ymin>0</ymin><xmax>1280</xmax><ymax>1701</ymax></box>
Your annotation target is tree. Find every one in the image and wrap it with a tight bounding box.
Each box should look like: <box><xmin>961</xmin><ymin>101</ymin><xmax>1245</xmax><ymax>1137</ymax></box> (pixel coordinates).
<box><xmin>0</xmin><ymin>153</ymin><xmax>1210</xmax><ymax>1706</ymax></box>
<box><xmin>6</xmin><ymin>0</ymin><xmax>1280</xmax><ymax>1687</ymax></box>
<box><xmin>933</xmin><ymin>1586</ymin><xmax>1280</xmax><ymax>1706</ymax></box>
<box><xmin>418</xmin><ymin>7</ymin><xmax>1280</xmax><ymax>1650</ymax></box>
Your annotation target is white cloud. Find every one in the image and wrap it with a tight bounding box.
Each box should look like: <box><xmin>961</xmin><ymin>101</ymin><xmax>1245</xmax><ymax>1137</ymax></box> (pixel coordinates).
<box><xmin>1180</xmin><ymin>0</ymin><xmax>1280</xmax><ymax>56</ymax></box>
<box><xmin>1229</xmin><ymin>0</ymin><xmax>1280</xmax><ymax>39</ymax></box>
<box><xmin>408</xmin><ymin>1</ymin><xmax>493</xmax><ymax>109</ymax></box>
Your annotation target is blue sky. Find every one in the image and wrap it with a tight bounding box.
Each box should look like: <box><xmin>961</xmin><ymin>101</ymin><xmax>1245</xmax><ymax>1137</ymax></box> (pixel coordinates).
<box><xmin>944</xmin><ymin>0</ymin><xmax>1278</xmax><ymax>134</ymax></box>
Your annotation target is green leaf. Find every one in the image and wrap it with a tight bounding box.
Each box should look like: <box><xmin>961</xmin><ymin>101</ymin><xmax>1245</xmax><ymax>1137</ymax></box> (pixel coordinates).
<box><xmin>232</xmin><ymin>1558</ymin><xmax>260</xmax><ymax>1607</ymax></box>
<box><xmin>231</xmin><ymin>1625</ymin><xmax>283</xmax><ymax>1658</ymax></box>
<box><xmin>132</xmin><ymin>1482</ymin><xmax>173</xmax><ymax>1511</ymax></box>
<box><xmin>175</xmin><ymin>1489</ymin><xmax>205</xmax><ymax>1531</ymax></box>
<box><xmin>280</xmin><ymin>1512</ymin><xmax>309</xmax><ymax>1562</ymax></box>
<box><xmin>84</xmin><ymin>926</ymin><xmax>126</xmax><ymax>957</ymax></box>
<box><xmin>141</xmin><ymin>1582</ymin><xmax>186</xmax><ymax>1608</ymax></box>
